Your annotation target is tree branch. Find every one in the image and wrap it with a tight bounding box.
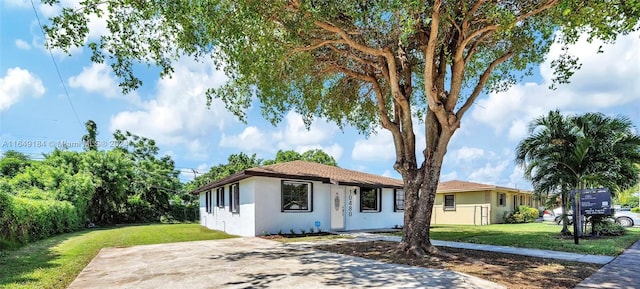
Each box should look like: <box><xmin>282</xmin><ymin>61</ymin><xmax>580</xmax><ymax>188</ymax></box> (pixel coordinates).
<box><xmin>456</xmin><ymin>50</ymin><xmax>513</xmax><ymax>120</ymax></box>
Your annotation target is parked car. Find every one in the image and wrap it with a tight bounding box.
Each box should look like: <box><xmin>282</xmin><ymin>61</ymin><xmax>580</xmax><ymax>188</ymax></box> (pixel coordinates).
<box><xmin>549</xmin><ymin>207</ymin><xmax>640</xmax><ymax>227</ymax></box>
<box><xmin>541</xmin><ymin>208</ymin><xmax>562</xmax><ymax>222</ymax></box>
<box><xmin>614</xmin><ymin>210</ymin><xmax>640</xmax><ymax>227</ymax></box>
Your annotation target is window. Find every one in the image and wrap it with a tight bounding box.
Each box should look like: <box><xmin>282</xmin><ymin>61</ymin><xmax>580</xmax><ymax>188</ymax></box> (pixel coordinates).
<box><xmin>394</xmin><ymin>189</ymin><xmax>405</xmax><ymax>211</ymax></box>
<box><xmin>281</xmin><ymin>181</ymin><xmax>313</xmax><ymax>212</ymax></box>
<box><xmin>520</xmin><ymin>195</ymin><xmax>524</xmax><ymax>206</ymax></box>
<box><xmin>498</xmin><ymin>193</ymin><xmax>506</xmax><ymax>206</ymax></box>
<box><xmin>444</xmin><ymin>194</ymin><xmax>455</xmax><ymax>210</ymax></box>
<box><xmin>216</xmin><ymin>187</ymin><xmax>225</xmax><ymax>208</ymax></box>
<box><xmin>229</xmin><ymin>183</ymin><xmax>239</xmax><ymax>213</ymax></box>
<box><xmin>205</xmin><ymin>191</ymin><xmax>211</xmax><ymax>213</ymax></box>
<box><xmin>360</xmin><ymin>188</ymin><xmax>381</xmax><ymax>212</ymax></box>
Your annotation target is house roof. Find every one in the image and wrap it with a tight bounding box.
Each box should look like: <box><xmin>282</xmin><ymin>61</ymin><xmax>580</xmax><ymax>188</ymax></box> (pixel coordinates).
<box><xmin>437</xmin><ymin>180</ymin><xmax>530</xmax><ymax>194</ymax></box>
<box><xmin>190</xmin><ymin>160</ymin><xmax>404</xmax><ymax>194</ymax></box>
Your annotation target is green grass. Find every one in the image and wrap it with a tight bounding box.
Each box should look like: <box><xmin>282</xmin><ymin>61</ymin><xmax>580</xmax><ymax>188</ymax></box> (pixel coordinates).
<box><xmin>0</xmin><ymin>224</ymin><xmax>236</xmax><ymax>289</ymax></box>
<box><xmin>404</xmin><ymin>223</ymin><xmax>640</xmax><ymax>256</ymax></box>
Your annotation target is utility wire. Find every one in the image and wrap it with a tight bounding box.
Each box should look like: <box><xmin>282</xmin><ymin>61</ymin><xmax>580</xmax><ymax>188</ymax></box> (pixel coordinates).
<box><xmin>30</xmin><ymin>0</ymin><xmax>84</xmax><ymax>129</ymax></box>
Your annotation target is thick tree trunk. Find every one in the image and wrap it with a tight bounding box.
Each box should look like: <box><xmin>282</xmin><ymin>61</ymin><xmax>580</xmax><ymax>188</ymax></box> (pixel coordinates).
<box><xmin>397</xmin><ymin>109</ymin><xmax>453</xmax><ymax>257</ymax></box>
<box><xmin>398</xmin><ymin>165</ymin><xmax>442</xmax><ymax>256</ymax></box>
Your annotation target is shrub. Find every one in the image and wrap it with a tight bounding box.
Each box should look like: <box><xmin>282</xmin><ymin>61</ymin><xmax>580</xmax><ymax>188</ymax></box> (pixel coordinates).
<box><xmin>505</xmin><ymin>205</ymin><xmax>539</xmax><ymax>224</ymax></box>
<box><xmin>0</xmin><ymin>192</ymin><xmax>81</xmax><ymax>245</ymax></box>
<box><xmin>593</xmin><ymin>220</ymin><xmax>626</xmax><ymax>236</ymax></box>
<box><xmin>631</xmin><ymin>207</ymin><xmax>640</xmax><ymax>213</ymax></box>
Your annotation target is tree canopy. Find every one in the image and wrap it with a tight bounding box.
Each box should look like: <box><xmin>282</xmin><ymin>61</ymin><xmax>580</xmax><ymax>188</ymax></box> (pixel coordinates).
<box><xmin>188</xmin><ymin>149</ymin><xmax>338</xmax><ymax>191</ymax></box>
<box><xmin>44</xmin><ymin>0</ymin><xmax>640</xmax><ymax>255</ymax></box>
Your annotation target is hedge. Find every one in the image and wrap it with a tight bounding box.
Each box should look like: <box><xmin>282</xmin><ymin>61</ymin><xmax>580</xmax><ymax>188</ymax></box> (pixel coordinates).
<box><xmin>0</xmin><ymin>192</ymin><xmax>81</xmax><ymax>247</ymax></box>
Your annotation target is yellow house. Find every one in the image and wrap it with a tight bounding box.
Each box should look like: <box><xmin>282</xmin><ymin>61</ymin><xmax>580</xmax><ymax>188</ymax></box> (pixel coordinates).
<box><xmin>431</xmin><ymin>180</ymin><xmax>537</xmax><ymax>225</ymax></box>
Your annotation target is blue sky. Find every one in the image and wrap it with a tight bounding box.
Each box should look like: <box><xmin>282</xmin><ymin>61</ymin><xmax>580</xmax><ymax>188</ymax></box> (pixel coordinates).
<box><xmin>1</xmin><ymin>1</ymin><xmax>639</xmax><ymax>189</ymax></box>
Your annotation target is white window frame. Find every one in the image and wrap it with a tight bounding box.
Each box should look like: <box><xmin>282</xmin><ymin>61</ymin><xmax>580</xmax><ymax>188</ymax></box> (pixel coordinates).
<box><xmin>229</xmin><ymin>183</ymin><xmax>240</xmax><ymax>213</ymax></box>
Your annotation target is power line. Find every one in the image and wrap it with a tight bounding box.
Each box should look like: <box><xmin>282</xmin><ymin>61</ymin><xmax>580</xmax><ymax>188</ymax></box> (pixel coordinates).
<box><xmin>30</xmin><ymin>0</ymin><xmax>84</xmax><ymax>130</ymax></box>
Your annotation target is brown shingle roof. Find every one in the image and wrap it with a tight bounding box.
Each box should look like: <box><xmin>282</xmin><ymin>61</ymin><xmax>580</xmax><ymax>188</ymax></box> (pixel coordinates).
<box><xmin>437</xmin><ymin>180</ymin><xmax>528</xmax><ymax>193</ymax></box>
<box><xmin>191</xmin><ymin>160</ymin><xmax>404</xmax><ymax>194</ymax></box>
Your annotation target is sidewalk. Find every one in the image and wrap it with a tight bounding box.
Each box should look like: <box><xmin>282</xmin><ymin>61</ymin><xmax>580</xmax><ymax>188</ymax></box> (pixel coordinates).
<box><xmin>574</xmin><ymin>239</ymin><xmax>640</xmax><ymax>289</ymax></box>
<box><xmin>337</xmin><ymin>232</ymin><xmax>614</xmax><ymax>264</ymax></box>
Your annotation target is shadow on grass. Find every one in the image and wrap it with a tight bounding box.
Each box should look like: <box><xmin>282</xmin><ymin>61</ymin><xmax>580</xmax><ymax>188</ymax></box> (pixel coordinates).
<box><xmin>0</xmin><ymin>229</ymin><xmax>94</xmax><ymax>287</ymax></box>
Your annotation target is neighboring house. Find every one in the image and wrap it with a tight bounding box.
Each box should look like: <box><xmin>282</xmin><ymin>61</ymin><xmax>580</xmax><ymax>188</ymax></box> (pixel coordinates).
<box><xmin>431</xmin><ymin>180</ymin><xmax>537</xmax><ymax>225</ymax></box>
<box><xmin>190</xmin><ymin>160</ymin><xmax>405</xmax><ymax>237</ymax></box>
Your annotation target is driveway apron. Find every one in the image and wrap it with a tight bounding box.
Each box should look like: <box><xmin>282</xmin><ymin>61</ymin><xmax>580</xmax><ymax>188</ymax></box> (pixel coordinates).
<box><xmin>68</xmin><ymin>237</ymin><xmax>503</xmax><ymax>289</ymax></box>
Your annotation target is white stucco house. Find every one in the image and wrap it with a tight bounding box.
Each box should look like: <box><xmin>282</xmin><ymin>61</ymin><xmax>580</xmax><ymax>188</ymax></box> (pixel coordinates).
<box><xmin>191</xmin><ymin>160</ymin><xmax>405</xmax><ymax>237</ymax></box>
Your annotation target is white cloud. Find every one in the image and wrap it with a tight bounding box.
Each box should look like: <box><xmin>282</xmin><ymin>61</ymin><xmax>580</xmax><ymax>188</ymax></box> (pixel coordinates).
<box><xmin>0</xmin><ymin>67</ymin><xmax>45</xmax><ymax>111</ymax></box>
<box><xmin>351</xmin><ymin>130</ymin><xmax>395</xmax><ymax>162</ymax></box>
<box><xmin>468</xmin><ymin>160</ymin><xmax>509</xmax><ymax>184</ymax></box>
<box><xmin>15</xmin><ymin>39</ymin><xmax>31</xmax><ymax>50</ymax></box>
<box><xmin>507</xmin><ymin>119</ymin><xmax>529</xmax><ymax>142</ymax></box>
<box><xmin>109</xmin><ymin>58</ymin><xmax>233</xmax><ymax>158</ymax></box>
<box><xmin>219</xmin><ymin>126</ymin><xmax>267</xmax><ymax>151</ymax></box>
<box><xmin>68</xmin><ymin>63</ymin><xmax>120</xmax><ymax>98</ymax></box>
<box><xmin>3</xmin><ymin>0</ymin><xmax>29</xmax><ymax>8</ymax></box>
<box><xmin>471</xmin><ymin>31</ymin><xmax>640</xmax><ymax>139</ymax></box>
<box><xmin>273</xmin><ymin>112</ymin><xmax>339</xmax><ymax>147</ymax></box>
<box><xmin>455</xmin><ymin>147</ymin><xmax>485</xmax><ymax>162</ymax></box>
<box><xmin>508</xmin><ymin>166</ymin><xmax>526</xmax><ymax>188</ymax></box>
<box><xmin>440</xmin><ymin>171</ymin><xmax>458</xmax><ymax>182</ymax></box>
<box><xmin>219</xmin><ymin>111</ymin><xmax>344</xmax><ymax>160</ymax></box>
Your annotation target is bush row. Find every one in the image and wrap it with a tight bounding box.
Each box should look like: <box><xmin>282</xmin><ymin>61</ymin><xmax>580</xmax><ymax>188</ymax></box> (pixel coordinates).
<box><xmin>0</xmin><ymin>192</ymin><xmax>81</xmax><ymax>248</ymax></box>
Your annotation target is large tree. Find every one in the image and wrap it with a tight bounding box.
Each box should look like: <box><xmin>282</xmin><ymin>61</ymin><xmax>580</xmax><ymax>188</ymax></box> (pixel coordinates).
<box><xmin>45</xmin><ymin>0</ymin><xmax>640</xmax><ymax>255</ymax></box>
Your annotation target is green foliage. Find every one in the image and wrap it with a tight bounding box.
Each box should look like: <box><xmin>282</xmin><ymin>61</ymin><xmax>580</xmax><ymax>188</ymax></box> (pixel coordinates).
<box><xmin>614</xmin><ymin>184</ymin><xmax>640</xmax><ymax>208</ymax></box>
<box><xmin>505</xmin><ymin>205</ymin><xmax>539</xmax><ymax>224</ymax></box>
<box><xmin>632</xmin><ymin>207</ymin><xmax>640</xmax><ymax>213</ymax></box>
<box><xmin>0</xmin><ymin>122</ymin><xmax>186</xmax><ymax>246</ymax></box>
<box><xmin>516</xmin><ymin>110</ymin><xmax>640</xmax><ymax>234</ymax></box>
<box><xmin>188</xmin><ymin>149</ymin><xmax>338</xmax><ymax>191</ymax></box>
<box><xmin>82</xmin><ymin>120</ymin><xmax>98</xmax><ymax>151</ymax></box>
<box><xmin>163</xmin><ymin>195</ymin><xmax>199</xmax><ymax>223</ymax></box>
<box><xmin>0</xmin><ymin>192</ymin><xmax>80</xmax><ymax>246</ymax></box>
<box><xmin>0</xmin><ymin>150</ymin><xmax>31</xmax><ymax>178</ymax></box>
<box><xmin>301</xmin><ymin>149</ymin><xmax>338</xmax><ymax>166</ymax></box>
<box><xmin>593</xmin><ymin>220</ymin><xmax>626</xmax><ymax>236</ymax></box>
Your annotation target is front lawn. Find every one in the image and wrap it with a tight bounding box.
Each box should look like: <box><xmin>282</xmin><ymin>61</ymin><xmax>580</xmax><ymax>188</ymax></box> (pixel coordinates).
<box><xmin>0</xmin><ymin>224</ymin><xmax>236</xmax><ymax>289</ymax></box>
<box><xmin>387</xmin><ymin>223</ymin><xmax>640</xmax><ymax>256</ymax></box>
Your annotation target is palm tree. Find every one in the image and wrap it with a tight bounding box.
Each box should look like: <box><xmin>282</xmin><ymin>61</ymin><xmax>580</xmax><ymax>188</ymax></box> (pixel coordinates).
<box><xmin>516</xmin><ymin>110</ymin><xmax>640</xmax><ymax>236</ymax></box>
<box><xmin>516</xmin><ymin>110</ymin><xmax>577</xmax><ymax>235</ymax></box>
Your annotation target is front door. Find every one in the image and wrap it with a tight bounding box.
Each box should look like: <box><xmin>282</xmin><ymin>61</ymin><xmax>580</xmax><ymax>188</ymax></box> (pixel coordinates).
<box><xmin>330</xmin><ymin>188</ymin><xmax>345</xmax><ymax>230</ymax></box>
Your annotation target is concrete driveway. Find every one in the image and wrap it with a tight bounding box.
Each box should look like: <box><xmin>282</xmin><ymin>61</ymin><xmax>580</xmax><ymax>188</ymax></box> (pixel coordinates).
<box><xmin>68</xmin><ymin>238</ymin><xmax>503</xmax><ymax>289</ymax></box>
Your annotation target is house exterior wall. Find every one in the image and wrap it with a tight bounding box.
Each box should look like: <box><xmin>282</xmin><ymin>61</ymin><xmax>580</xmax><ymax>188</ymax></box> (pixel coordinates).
<box><xmin>253</xmin><ymin>177</ymin><xmax>332</xmax><ymax>235</ymax></box>
<box><xmin>199</xmin><ymin>179</ymin><xmax>256</xmax><ymax>236</ymax></box>
<box><xmin>431</xmin><ymin>191</ymin><xmax>491</xmax><ymax>225</ymax></box>
<box><xmin>431</xmin><ymin>189</ymin><xmax>536</xmax><ymax>225</ymax></box>
<box><xmin>199</xmin><ymin>176</ymin><xmax>404</xmax><ymax>237</ymax></box>
<box><xmin>342</xmin><ymin>186</ymin><xmax>404</xmax><ymax>231</ymax></box>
